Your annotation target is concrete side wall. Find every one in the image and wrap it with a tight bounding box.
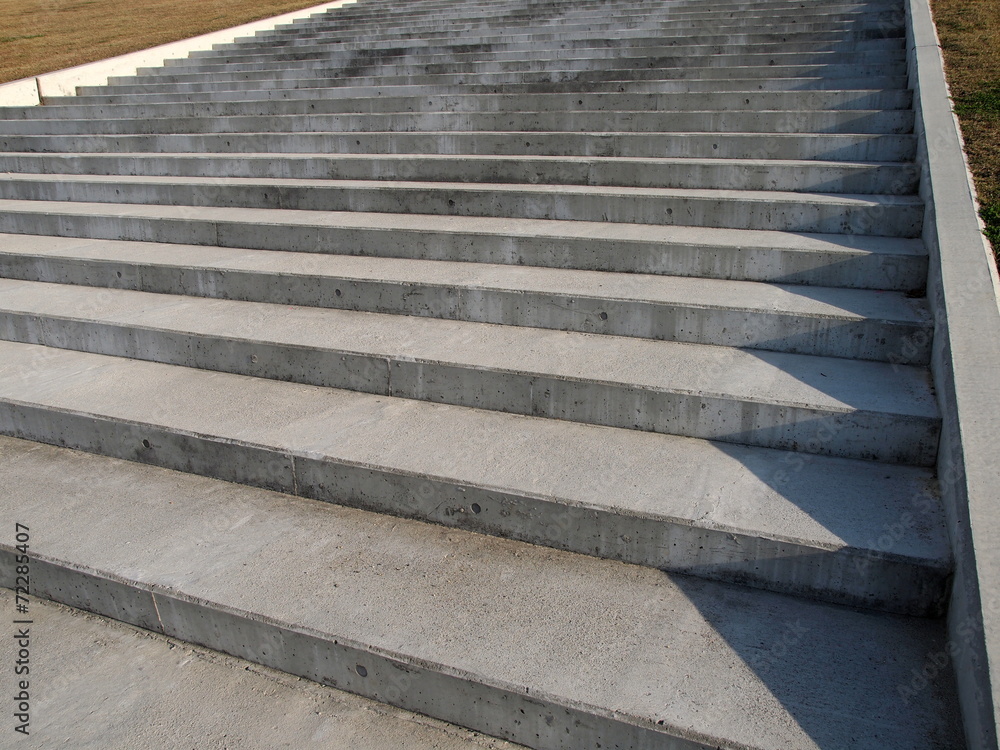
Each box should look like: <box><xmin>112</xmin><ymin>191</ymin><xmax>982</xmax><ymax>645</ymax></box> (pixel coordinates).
<box><xmin>0</xmin><ymin>0</ymin><xmax>359</xmax><ymax>106</ymax></box>
<box><xmin>907</xmin><ymin>0</ymin><xmax>1000</xmax><ymax>747</ymax></box>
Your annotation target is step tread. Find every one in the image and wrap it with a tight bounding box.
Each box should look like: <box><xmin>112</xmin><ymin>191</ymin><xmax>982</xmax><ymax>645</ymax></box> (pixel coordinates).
<box><xmin>0</xmin><ymin>435</ymin><xmax>961</xmax><ymax>749</ymax></box>
<box><xmin>0</xmin><ymin>151</ymin><xmax>914</xmax><ymax>169</ymax></box>
<box><xmin>0</xmin><ymin>278</ymin><xmax>938</xmax><ymax>419</ymax></box>
<box><xmin>0</xmin><ymin>339</ymin><xmax>946</xmax><ymax>564</ymax></box>
<box><xmin>0</xmin><ymin>172</ymin><xmax>923</xmax><ymax>206</ymax></box>
<box><xmin>0</xmin><ymin>152</ymin><xmax>919</xmax><ymax>194</ymax></box>
<box><xmin>0</xmin><ymin>233</ymin><xmax>930</xmax><ymax>326</ymax></box>
<box><xmin>0</xmin><ymin>588</ymin><xmax>519</xmax><ymax>750</ymax></box>
<box><xmin>1</xmin><ymin>91</ymin><xmax>915</xmax><ymax>120</ymax></box>
<box><xmin>0</xmin><ymin>132</ymin><xmax>920</xmax><ymax>162</ymax></box>
<box><xmin>0</xmin><ymin>200</ymin><xmax>925</xmax><ymax>257</ymax></box>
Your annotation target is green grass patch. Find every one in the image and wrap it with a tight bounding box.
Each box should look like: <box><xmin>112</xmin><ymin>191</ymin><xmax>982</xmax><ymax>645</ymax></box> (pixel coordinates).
<box><xmin>0</xmin><ymin>34</ymin><xmax>44</xmax><ymax>44</ymax></box>
<box><xmin>981</xmin><ymin>202</ymin><xmax>1000</xmax><ymax>257</ymax></box>
<box><xmin>955</xmin><ymin>84</ymin><xmax>1000</xmax><ymax>117</ymax></box>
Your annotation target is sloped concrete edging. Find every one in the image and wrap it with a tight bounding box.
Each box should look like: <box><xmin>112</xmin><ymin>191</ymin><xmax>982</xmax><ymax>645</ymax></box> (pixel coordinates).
<box><xmin>906</xmin><ymin>0</ymin><xmax>1000</xmax><ymax>747</ymax></box>
<box><xmin>0</xmin><ymin>0</ymin><xmax>359</xmax><ymax>107</ymax></box>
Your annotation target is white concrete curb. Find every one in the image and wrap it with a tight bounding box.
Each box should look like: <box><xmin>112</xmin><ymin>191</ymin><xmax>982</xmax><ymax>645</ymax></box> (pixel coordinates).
<box><xmin>906</xmin><ymin>0</ymin><xmax>1000</xmax><ymax>747</ymax></box>
<box><xmin>0</xmin><ymin>0</ymin><xmax>359</xmax><ymax>107</ymax></box>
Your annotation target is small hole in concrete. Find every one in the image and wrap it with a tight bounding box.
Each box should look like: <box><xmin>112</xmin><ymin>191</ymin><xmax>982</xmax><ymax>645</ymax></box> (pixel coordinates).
<box><xmin>116</xmin><ymin>271</ymin><xmax>122</xmax><ymax>278</ymax></box>
<box><xmin>471</xmin><ymin>503</ymin><xmax>481</xmax><ymax>514</ymax></box>
<box><xmin>599</xmin><ymin>312</ymin><xmax>608</xmax><ymax>321</ymax></box>
<box><xmin>356</xmin><ymin>665</ymin><xmax>368</xmax><ymax>677</ymax></box>
<box><xmin>142</xmin><ymin>439</ymin><xmax>151</xmax><ymax>449</ymax></box>
<box><xmin>335</xmin><ymin>289</ymin><xmax>342</xmax><ymax>297</ymax></box>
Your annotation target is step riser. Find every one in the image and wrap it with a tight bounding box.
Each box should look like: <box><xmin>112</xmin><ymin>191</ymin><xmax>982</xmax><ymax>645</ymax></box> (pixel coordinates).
<box><xmin>235</xmin><ymin>13</ymin><xmax>906</xmax><ymax>34</ymax></box>
<box><xmin>0</xmin><ymin>209</ymin><xmax>928</xmax><ymax>291</ymax></box>
<box><xmin>0</xmin><ymin>133</ymin><xmax>917</xmax><ymax>162</ymax></box>
<box><xmin>203</xmin><ymin>34</ymin><xmax>906</xmax><ymax>58</ymax></box>
<box><xmin>0</xmin><ymin>155</ymin><xmax>919</xmax><ymax>195</ymax></box>
<box><xmin>151</xmin><ymin>49</ymin><xmax>907</xmax><ymax>75</ymax></box>
<box><xmin>0</xmin><ymin>110</ymin><xmax>918</xmax><ymax>137</ymax></box>
<box><xmin>72</xmin><ymin>76</ymin><xmax>912</xmax><ymax>101</ymax></box>
<box><xmin>0</xmin><ymin>399</ymin><xmax>946</xmax><ymax>614</ymax></box>
<box><xmin>181</xmin><ymin>39</ymin><xmax>907</xmax><ymax>66</ymax></box>
<box><xmin>0</xmin><ymin>178</ymin><xmax>924</xmax><ymax>237</ymax></box>
<box><xmin>0</xmin><ymin>252</ymin><xmax>931</xmax><ymax>363</ymax></box>
<box><xmin>207</xmin><ymin>27</ymin><xmax>911</xmax><ymax>49</ymax></box>
<box><xmin>106</xmin><ymin>62</ymin><xmax>911</xmax><ymax>87</ymax></box>
<box><xmin>251</xmin><ymin>15</ymin><xmax>905</xmax><ymax>40</ymax></box>
<box><xmin>258</xmin><ymin>0</ymin><xmax>907</xmax><ymax>22</ymax></box>
<box><xmin>133</xmin><ymin>58</ymin><xmax>908</xmax><ymax>80</ymax></box>
<box><xmin>227</xmin><ymin>32</ymin><xmax>904</xmax><ymax>56</ymax></box>
<box><xmin>255</xmin><ymin>4</ymin><xmax>907</xmax><ymax>27</ymax></box>
<box><xmin>6</xmin><ymin>91</ymin><xmax>915</xmax><ymax>121</ymax></box>
<box><xmin>0</xmin><ymin>311</ymin><xmax>939</xmax><ymax>464</ymax></box>
<box><xmin>64</xmin><ymin>78</ymin><xmax>913</xmax><ymax>106</ymax></box>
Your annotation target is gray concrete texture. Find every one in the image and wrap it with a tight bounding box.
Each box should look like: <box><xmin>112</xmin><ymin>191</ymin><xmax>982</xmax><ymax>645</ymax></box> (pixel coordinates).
<box><xmin>0</xmin><ymin>589</ymin><xmax>523</xmax><ymax>750</ymax></box>
<box><xmin>0</xmin><ymin>0</ymin><xmax>984</xmax><ymax>745</ymax></box>
<box><xmin>0</xmin><ymin>437</ymin><xmax>964</xmax><ymax>749</ymax></box>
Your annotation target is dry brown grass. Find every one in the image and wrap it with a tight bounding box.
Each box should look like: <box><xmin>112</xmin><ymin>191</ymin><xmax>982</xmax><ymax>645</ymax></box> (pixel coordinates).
<box><xmin>0</xmin><ymin>0</ymin><xmax>334</xmax><ymax>84</ymax></box>
<box><xmin>930</xmin><ymin>0</ymin><xmax>1000</xmax><ymax>255</ymax></box>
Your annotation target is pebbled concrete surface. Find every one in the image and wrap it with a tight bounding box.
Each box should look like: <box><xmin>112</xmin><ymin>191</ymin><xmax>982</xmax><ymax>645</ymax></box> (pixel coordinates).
<box><xmin>0</xmin><ymin>590</ymin><xmax>521</xmax><ymax>750</ymax></box>
<box><xmin>0</xmin><ymin>339</ymin><xmax>952</xmax><ymax>617</ymax></box>
<box><xmin>0</xmin><ymin>436</ymin><xmax>964</xmax><ymax>750</ymax></box>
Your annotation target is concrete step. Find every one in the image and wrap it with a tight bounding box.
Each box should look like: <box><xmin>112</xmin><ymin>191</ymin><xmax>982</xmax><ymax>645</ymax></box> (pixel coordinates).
<box><xmin>72</xmin><ymin>75</ymin><xmax>911</xmax><ymax>102</ymax></box>
<box><xmin>0</xmin><ymin>131</ymin><xmax>918</xmax><ymax>162</ymax></box>
<box><xmin>0</xmin><ymin>110</ymin><xmax>917</xmax><ymax>136</ymax></box>
<box><xmin>60</xmin><ymin>79</ymin><xmax>913</xmax><ymax>107</ymax></box>
<box><xmin>206</xmin><ymin>28</ymin><xmax>907</xmax><ymax>56</ymax></box>
<box><xmin>0</xmin><ymin>344</ymin><xmax>946</xmax><ymax>610</ymax></box>
<box><xmin>180</xmin><ymin>36</ymin><xmax>902</xmax><ymax>74</ymax></box>
<box><xmin>0</xmin><ymin>203</ymin><xmax>927</xmax><ymax>291</ymax></box>
<box><xmin>0</xmin><ymin>152</ymin><xmax>920</xmax><ymax>194</ymax></box>
<box><xmin>0</xmin><ymin>435</ymin><xmax>960</xmax><ymax>749</ymax></box>
<box><xmin>132</xmin><ymin>57</ymin><xmax>910</xmax><ymax>83</ymax></box>
<box><xmin>177</xmin><ymin>38</ymin><xmax>905</xmax><ymax>68</ymax></box>
<box><xmin>250</xmin><ymin>15</ymin><xmax>905</xmax><ymax>42</ymax></box>
<box><xmin>0</xmin><ymin>173</ymin><xmax>925</xmax><ymax>237</ymax></box>
<box><xmin>261</xmin><ymin>0</ymin><xmax>905</xmax><ymax>23</ymax></box>
<box><xmin>268</xmin><ymin>11</ymin><xmax>903</xmax><ymax>38</ymax></box>
<box><xmin>0</xmin><ymin>234</ymin><xmax>931</xmax><ymax>363</ymax></box>
<box><xmin>1</xmin><ymin>90</ymin><xmax>916</xmax><ymax>122</ymax></box>
<box><xmin>147</xmin><ymin>49</ymin><xmax>907</xmax><ymax>77</ymax></box>
<box><xmin>256</xmin><ymin>1</ymin><xmax>905</xmax><ymax>28</ymax></box>
<box><xmin>104</xmin><ymin>62</ymin><xmax>911</xmax><ymax>88</ymax></box>
<box><xmin>202</xmin><ymin>31</ymin><xmax>905</xmax><ymax>58</ymax></box>
<box><xmin>0</xmin><ymin>589</ymin><xmax>521</xmax><ymax>750</ymax></box>
<box><xmin>0</xmin><ymin>280</ymin><xmax>941</xmax><ymax>465</ymax></box>
<box><xmin>251</xmin><ymin>11</ymin><xmax>904</xmax><ymax>34</ymax></box>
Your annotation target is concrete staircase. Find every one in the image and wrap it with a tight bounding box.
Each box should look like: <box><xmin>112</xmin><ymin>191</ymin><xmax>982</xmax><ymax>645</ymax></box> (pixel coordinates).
<box><xmin>0</xmin><ymin>0</ymin><xmax>966</xmax><ymax>747</ymax></box>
